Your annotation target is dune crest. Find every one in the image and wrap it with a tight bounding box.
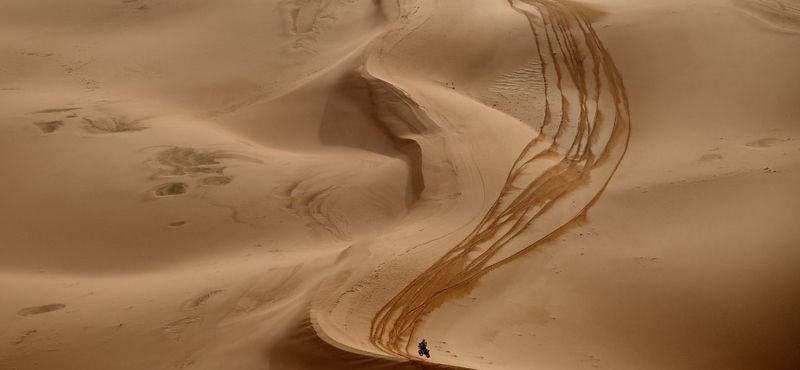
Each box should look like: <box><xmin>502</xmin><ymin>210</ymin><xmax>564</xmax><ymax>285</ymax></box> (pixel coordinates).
<box><xmin>365</xmin><ymin>0</ymin><xmax>631</xmax><ymax>357</ymax></box>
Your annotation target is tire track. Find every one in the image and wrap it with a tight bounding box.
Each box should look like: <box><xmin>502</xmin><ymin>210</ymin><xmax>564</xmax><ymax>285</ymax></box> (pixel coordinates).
<box><xmin>369</xmin><ymin>0</ymin><xmax>631</xmax><ymax>358</ymax></box>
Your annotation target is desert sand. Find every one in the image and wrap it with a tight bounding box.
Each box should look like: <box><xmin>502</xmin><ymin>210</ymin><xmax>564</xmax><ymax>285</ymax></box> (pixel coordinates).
<box><xmin>1</xmin><ymin>0</ymin><xmax>799</xmax><ymax>369</ymax></box>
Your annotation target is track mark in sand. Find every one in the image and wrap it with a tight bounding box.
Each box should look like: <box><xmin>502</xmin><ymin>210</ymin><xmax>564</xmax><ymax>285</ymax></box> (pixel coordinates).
<box><xmin>26</xmin><ymin>105</ymin><xmax>152</xmax><ymax>135</ymax></box>
<box><xmin>32</xmin><ymin>108</ymin><xmax>80</xmax><ymax>114</ymax></box>
<box><xmin>17</xmin><ymin>304</ymin><xmax>66</xmax><ymax>317</ymax></box>
<box><xmin>82</xmin><ymin>116</ymin><xmax>149</xmax><ymax>133</ymax></box>
<box><xmin>280</xmin><ymin>0</ymin><xmax>375</xmax><ymax>57</ymax></box>
<box><xmin>169</xmin><ymin>221</ymin><xmax>187</xmax><ymax>227</ymax></box>
<box><xmin>146</xmin><ymin>146</ymin><xmax>261</xmax><ymax>178</ymax></box>
<box><xmin>282</xmin><ymin>0</ymin><xmax>339</xmax><ymax>56</ymax></box>
<box><xmin>292</xmin><ymin>0</ymin><xmax>324</xmax><ymax>34</ymax></box>
<box><xmin>33</xmin><ymin>121</ymin><xmax>64</xmax><ymax>133</ymax></box>
<box><xmin>370</xmin><ymin>0</ymin><xmax>631</xmax><ymax>357</ymax></box>
<box><xmin>162</xmin><ymin>316</ymin><xmax>202</xmax><ymax>342</ymax></box>
<box><xmin>181</xmin><ymin>290</ymin><xmax>224</xmax><ymax>310</ymax></box>
<box><xmin>746</xmin><ymin>137</ymin><xmax>789</xmax><ymax>148</ymax></box>
<box><xmin>25</xmin><ymin>107</ymin><xmax>83</xmax><ymax>133</ymax></box>
<box><xmin>199</xmin><ymin>175</ymin><xmax>234</xmax><ymax>186</ymax></box>
<box><xmin>11</xmin><ymin>330</ymin><xmax>38</xmax><ymax>345</ymax></box>
<box><xmin>172</xmin><ymin>352</ymin><xmax>198</xmax><ymax>369</ymax></box>
<box><xmin>153</xmin><ymin>182</ymin><xmax>189</xmax><ymax>197</ymax></box>
<box><xmin>698</xmin><ymin>150</ymin><xmax>724</xmax><ymax>163</ymax></box>
<box><xmin>145</xmin><ymin>147</ymin><xmax>259</xmax><ymax>198</ymax></box>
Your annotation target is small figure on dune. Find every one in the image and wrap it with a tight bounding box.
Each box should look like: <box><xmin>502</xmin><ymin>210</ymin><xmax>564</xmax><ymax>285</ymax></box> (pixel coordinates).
<box><xmin>418</xmin><ymin>338</ymin><xmax>430</xmax><ymax>358</ymax></box>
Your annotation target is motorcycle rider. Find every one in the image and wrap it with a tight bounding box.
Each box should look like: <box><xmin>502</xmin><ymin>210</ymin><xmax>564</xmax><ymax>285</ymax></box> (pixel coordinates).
<box><xmin>418</xmin><ymin>339</ymin><xmax>430</xmax><ymax>357</ymax></box>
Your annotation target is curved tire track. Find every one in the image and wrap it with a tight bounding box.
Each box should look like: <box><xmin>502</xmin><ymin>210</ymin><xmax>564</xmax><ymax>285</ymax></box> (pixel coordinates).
<box><xmin>368</xmin><ymin>0</ymin><xmax>631</xmax><ymax>359</ymax></box>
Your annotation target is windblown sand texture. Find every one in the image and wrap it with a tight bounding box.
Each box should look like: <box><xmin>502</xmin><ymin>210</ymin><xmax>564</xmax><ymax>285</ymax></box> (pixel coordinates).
<box><xmin>1</xmin><ymin>0</ymin><xmax>799</xmax><ymax>369</ymax></box>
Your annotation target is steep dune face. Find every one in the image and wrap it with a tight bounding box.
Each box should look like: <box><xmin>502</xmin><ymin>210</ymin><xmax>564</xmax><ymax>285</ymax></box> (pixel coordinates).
<box><xmin>358</xmin><ymin>0</ymin><xmax>631</xmax><ymax>357</ymax></box>
<box><xmin>2</xmin><ymin>0</ymin><xmax>799</xmax><ymax>369</ymax></box>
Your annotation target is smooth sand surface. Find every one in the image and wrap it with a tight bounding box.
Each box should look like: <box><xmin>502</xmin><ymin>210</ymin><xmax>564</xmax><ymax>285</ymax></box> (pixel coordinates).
<box><xmin>2</xmin><ymin>0</ymin><xmax>799</xmax><ymax>369</ymax></box>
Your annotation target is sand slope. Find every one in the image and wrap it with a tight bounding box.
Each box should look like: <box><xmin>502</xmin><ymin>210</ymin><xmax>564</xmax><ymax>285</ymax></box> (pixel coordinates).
<box><xmin>1</xmin><ymin>0</ymin><xmax>799</xmax><ymax>369</ymax></box>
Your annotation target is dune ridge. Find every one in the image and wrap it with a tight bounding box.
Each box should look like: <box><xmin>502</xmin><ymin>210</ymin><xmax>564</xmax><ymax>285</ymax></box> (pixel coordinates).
<box><xmin>3</xmin><ymin>0</ymin><xmax>799</xmax><ymax>369</ymax></box>
<box><xmin>365</xmin><ymin>0</ymin><xmax>631</xmax><ymax>358</ymax></box>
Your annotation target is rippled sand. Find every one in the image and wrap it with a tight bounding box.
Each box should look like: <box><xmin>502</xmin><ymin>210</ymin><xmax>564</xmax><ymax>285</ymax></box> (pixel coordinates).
<box><xmin>2</xmin><ymin>0</ymin><xmax>799</xmax><ymax>369</ymax></box>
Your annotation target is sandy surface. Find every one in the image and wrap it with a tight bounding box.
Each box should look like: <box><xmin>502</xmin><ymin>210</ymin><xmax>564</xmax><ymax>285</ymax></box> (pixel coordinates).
<box><xmin>2</xmin><ymin>0</ymin><xmax>799</xmax><ymax>369</ymax></box>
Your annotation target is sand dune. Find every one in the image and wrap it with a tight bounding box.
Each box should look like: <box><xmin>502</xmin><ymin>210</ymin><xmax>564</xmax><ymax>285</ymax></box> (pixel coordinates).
<box><xmin>2</xmin><ymin>0</ymin><xmax>799</xmax><ymax>369</ymax></box>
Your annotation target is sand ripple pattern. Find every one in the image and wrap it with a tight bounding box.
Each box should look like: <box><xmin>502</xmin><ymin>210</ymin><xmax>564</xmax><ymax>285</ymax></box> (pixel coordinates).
<box><xmin>369</xmin><ymin>0</ymin><xmax>631</xmax><ymax>357</ymax></box>
<box><xmin>732</xmin><ymin>0</ymin><xmax>800</xmax><ymax>32</ymax></box>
